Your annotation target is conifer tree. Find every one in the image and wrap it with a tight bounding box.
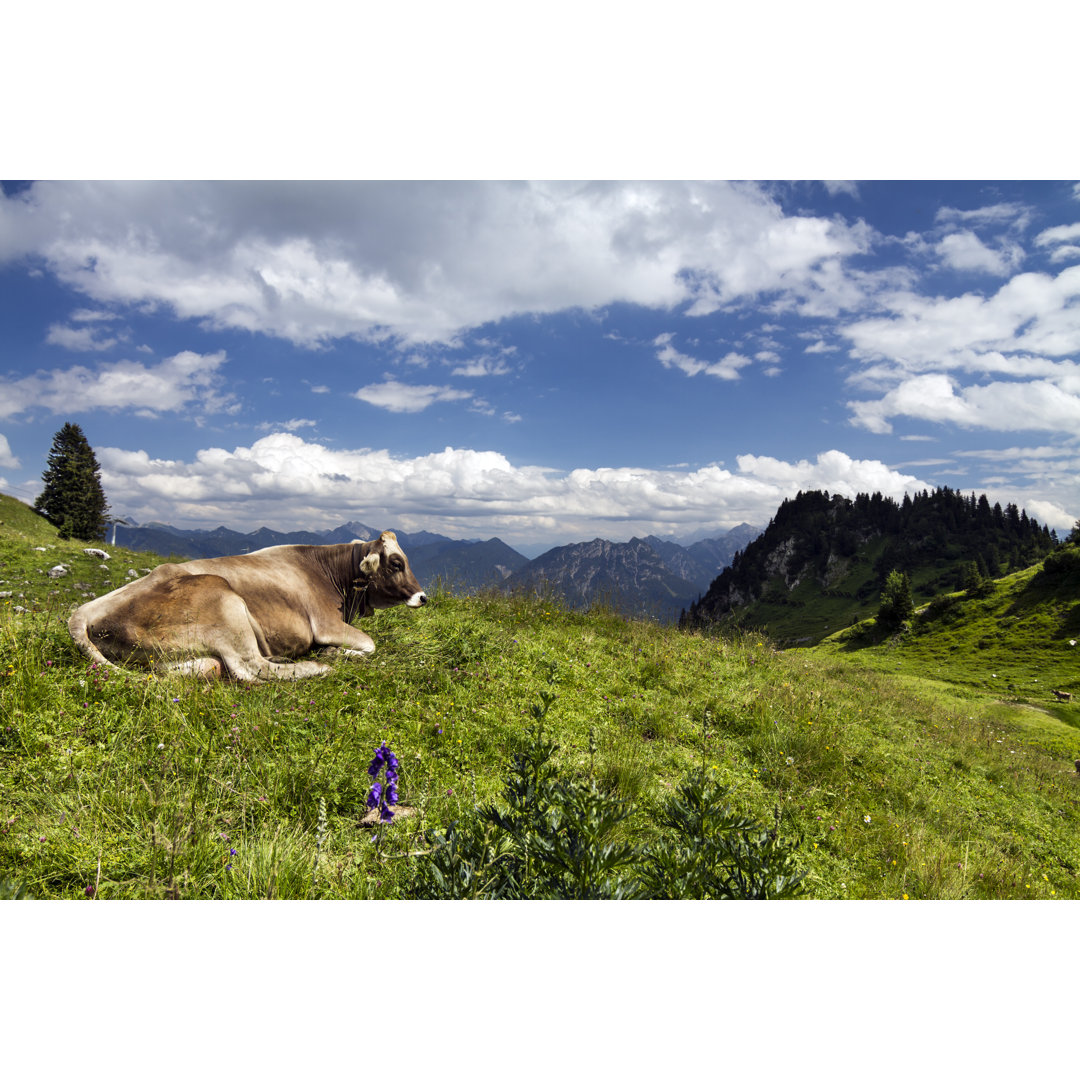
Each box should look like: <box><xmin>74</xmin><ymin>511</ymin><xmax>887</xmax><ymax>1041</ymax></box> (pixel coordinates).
<box><xmin>35</xmin><ymin>423</ymin><xmax>110</xmax><ymax>541</ymax></box>
<box><xmin>877</xmin><ymin>569</ymin><xmax>914</xmax><ymax>631</ymax></box>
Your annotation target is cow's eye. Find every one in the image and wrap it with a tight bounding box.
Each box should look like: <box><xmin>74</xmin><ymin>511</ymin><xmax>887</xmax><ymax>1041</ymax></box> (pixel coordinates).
<box><xmin>390</xmin><ymin>557</ymin><xmax>404</xmax><ymax>571</ymax></box>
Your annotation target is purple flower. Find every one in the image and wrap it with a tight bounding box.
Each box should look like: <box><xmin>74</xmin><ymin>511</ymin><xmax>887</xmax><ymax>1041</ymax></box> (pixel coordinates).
<box><xmin>367</xmin><ymin>743</ymin><xmax>390</xmax><ymax>778</ymax></box>
<box><xmin>367</xmin><ymin>742</ymin><xmax>401</xmax><ymax>820</ymax></box>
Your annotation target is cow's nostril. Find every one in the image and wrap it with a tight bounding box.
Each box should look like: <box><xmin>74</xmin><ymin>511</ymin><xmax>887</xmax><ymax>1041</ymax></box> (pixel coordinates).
<box><xmin>419</xmin><ymin>593</ymin><xmax>428</xmax><ymax>605</ymax></box>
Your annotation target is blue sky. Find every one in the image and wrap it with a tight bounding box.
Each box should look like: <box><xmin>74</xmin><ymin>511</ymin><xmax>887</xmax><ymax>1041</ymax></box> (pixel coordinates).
<box><xmin>2</xmin><ymin>179</ymin><xmax>1079</xmax><ymax>554</ymax></box>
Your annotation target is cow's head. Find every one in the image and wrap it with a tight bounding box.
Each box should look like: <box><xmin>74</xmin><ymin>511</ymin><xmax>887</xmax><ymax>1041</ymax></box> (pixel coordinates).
<box><xmin>352</xmin><ymin>531</ymin><xmax>427</xmax><ymax>616</ymax></box>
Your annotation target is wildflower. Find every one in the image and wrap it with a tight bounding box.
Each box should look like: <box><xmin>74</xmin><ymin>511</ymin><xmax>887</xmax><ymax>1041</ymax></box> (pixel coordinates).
<box><xmin>785</xmin><ymin>756</ymin><xmax>795</xmax><ymax>766</ymax></box>
<box><xmin>864</xmin><ymin>815</ymin><xmax>871</xmax><ymax>824</ymax></box>
<box><xmin>366</xmin><ymin>741</ymin><xmax>400</xmax><ymax>821</ymax></box>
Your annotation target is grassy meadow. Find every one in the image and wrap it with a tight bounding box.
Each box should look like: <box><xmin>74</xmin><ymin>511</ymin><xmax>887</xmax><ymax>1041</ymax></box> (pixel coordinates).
<box><xmin>3</xmin><ymin>494</ymin><xmax>1080</xmax><ymax>900</ymax></box>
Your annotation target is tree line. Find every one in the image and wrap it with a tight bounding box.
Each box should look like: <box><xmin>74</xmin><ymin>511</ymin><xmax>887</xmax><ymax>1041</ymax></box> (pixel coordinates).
<box><xmin>682</xmin><ymin>486</ymin><xmax>1060</xmax><ymax>628</ymax></box>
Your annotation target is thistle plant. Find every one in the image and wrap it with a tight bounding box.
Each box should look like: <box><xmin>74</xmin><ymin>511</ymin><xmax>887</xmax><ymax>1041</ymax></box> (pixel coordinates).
<box><xmin>409</xmin><ymin>688</ymin><xmax>806</xmax><ymax>900</ymax></box>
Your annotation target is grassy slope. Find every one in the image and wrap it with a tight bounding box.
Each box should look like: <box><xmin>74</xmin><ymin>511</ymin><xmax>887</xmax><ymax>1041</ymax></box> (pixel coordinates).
<box><xmin>816</xmin><ymin>562</ymin><xmax>1080</xmax><ymax>735</ymax></box>
<box><xmin>3</xmin><ymin>498</ymin><xmax>1079</xmax><ymax>900</ymax></box>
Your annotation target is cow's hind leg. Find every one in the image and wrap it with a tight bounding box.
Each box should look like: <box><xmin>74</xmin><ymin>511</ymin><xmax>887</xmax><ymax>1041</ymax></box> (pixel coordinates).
<box><xmin>162</xmin><ymin>579</ymin><xmax>330</xmax><ymax>683</ymax></box>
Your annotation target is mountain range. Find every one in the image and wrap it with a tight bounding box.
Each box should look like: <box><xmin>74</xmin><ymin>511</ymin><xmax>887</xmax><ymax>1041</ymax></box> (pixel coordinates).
<box><xmin>500</xmin><ymin>525</ymin><xmax>760</xmax><ymax>620</ymax></box>
<box><xmin>108</xmin><ymin>518</ymin><xmax>763</xmax><ymax>619</ymax></box>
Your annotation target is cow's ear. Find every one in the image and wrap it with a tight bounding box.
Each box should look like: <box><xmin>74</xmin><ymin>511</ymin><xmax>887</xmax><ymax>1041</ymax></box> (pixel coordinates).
<box><xmin>358</xmin><ymin>552</ymin><xmax>380</xmax><ymax>577</ymax></box>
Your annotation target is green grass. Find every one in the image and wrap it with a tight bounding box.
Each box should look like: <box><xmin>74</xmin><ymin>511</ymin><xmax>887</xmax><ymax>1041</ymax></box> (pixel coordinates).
<box><xmin>816</xmin><ymin>561</ymin><xmax>1080</xmax><ymax>734</ymax></box>
<box><xmin>3</xmin><ymin>512</ymin><xmax>1080</xmax><ymax>900</ymax></box>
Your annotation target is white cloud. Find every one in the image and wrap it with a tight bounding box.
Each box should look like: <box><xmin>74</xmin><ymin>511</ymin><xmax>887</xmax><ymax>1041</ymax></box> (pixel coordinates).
<box><xmin>935</xmin><ymin>202</ymin><xmax>1030</xmax><ymax>230</ymax></box>
<box><xmin>654</xmin><ymin>333</ymin><xmax>753</xmax><ymax>380</ymax></box>
<box><xmin>95</xmin><ymin>433</ymin><xmax>934</xmax><ymax>547</ymax></box>
<box><xmin>848</xmin><ymin>373</ymin><xmax>1080</xmax><ymax>435</ymax></box>
<box><xmin>0</xmin><ymin>434</ymin><xmax>20</xmax><ymax>468</ymax></box>
<box><xmin>953</xmin><ymin>444</ymin><xmax>1076</xmax><ymax>462</ymax></box>
<box><xmin>353</xmin><ymin>379</ymin><xmax>473</xmax><ymax>413</ymax></box>
<box><xmin>1033</xmin><ymin>222</ymin><xmax>1080</xmax><ymax>264</ymax></box>
<box><xmin>45</xmin><ymin>320</ymin><xmax>126</xmax><ymax>351</ymax></box>
<box><xmin>842</xmin><ymin>265</ymin><xmax>1080</xmax><ymax>376</ymax></box>
<box><xmin>935</xmin><ymin>230</ymin><xmax>1017</xmax><ymax>275</ymax></box>
<box><xmin>0</xmin><ymin>181</ymin><xmax>876</xmax><ymax>347</ymax></box>
<box><xmin>823</xmin><ymin>181</ymin><xmax>859</xmax><ymax>198</ymax></box>
<box><xmin>450</xmin><ymin>355</ymin><xmax>512</xmax><ymax>377</ymax></box>
<box><xmin>0</xmin><ymin>350</ymin><xmax>237</xmax><ymax>420</ymax></box>
<box><xmin>1034</xmin><ymin>221</ymin><xmax>1080</xmax><ymax>247</ymax></box>
<box><xmin>1025</xmin><ymin>500</ymin><xmax>1076</xmax><ymax>532</ymax></box>
<box><xmin>256</xmin><ymin>418</ymin><xmax>318</xmax><ymax>433</ymax></box>
<box><xmin>1044</xmin><ymin>244</ymin><xmax>1080</xmax><ymax>264</ymax></box>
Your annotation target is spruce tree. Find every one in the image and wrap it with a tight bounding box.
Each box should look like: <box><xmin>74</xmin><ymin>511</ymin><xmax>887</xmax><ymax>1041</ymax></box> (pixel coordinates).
<box><xmin>877</xmin><ymin>569</ymin><xmax>914</xmax><ymax>631</ymax></box>
<box><xmin>35</xmin><ymin>423</ymin><xmax>110</xmax><ymax>541</ymax></box>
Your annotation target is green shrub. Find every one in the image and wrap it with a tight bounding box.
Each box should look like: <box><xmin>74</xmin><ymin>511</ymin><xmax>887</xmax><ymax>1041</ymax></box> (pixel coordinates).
<box><xmin>1039</xmin><ymin>545</ymin><xmax>1080</xmax><ymax>584</ymax></box>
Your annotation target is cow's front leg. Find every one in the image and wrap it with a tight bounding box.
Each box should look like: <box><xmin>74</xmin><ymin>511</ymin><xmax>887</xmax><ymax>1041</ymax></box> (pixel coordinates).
<box><xmin>314</xmin><ymin>623</ymin><xmax>376</xmax><ymax>658</ymax></box>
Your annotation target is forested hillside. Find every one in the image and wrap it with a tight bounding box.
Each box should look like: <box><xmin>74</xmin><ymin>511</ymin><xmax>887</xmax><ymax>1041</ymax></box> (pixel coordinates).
<box><xmin>682</xmin><ymin>488</ymin><xmax>1058</xmax><ymax>643</ymax></box>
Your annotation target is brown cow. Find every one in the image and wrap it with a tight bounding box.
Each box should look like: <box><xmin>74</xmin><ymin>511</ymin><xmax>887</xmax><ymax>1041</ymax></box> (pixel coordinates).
<box><xmin>67</xmin><ymin>531</ymin><xmax>426</xmax><ymax>681</ymax></box>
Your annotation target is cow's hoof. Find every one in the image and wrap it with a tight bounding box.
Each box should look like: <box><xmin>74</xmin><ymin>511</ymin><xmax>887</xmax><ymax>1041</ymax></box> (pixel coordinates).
<box><xmin>166</xmin><ymin>657</ymin><xmax>223</xmax><ymax>679</ymax></box>
<box><xmin>286</xmin><ymin>661</ymin><xmax>331</xmax><ymax>679</ymax></box>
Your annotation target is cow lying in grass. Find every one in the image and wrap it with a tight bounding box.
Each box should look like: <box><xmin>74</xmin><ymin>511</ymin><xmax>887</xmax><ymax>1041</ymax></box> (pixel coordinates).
<box><xmin>67</xmin><ymin>531</ymin><xmax>426</xmax><ymax>681</ymax></box>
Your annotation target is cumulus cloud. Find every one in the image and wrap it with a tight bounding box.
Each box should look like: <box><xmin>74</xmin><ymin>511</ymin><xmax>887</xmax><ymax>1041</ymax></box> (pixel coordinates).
<box><xmin>0</xmin><ymin>181</ymin><xmax>876</xmax><ymax>347</ymax></box>
<box><xmin>935</xmin><ymin>230</ymin><xmax>1019</xmax><ymax>275</ymax></box>
<box><xmin>353</xmin><ymin>379</ymin><xmax>473</xmax><ymax>413</ymax></box>
<box><xmin>0</xmin><ymin>434</ymin><xmax>20</xmax><ymax>468</ymax></box>
<box><xmin>0</xmin><ymin>350</ymin><xmax>237</xmax><ymax>420</ymax></box>
<box><xmin>848</xmin><ymin>373</ymin><xmax>1080</xmax><ymax>435</ymax></box>
<box><xmin>95</xmin><ymin>433</ymin><xmax>931</xmax><ymax>546</ymax></box>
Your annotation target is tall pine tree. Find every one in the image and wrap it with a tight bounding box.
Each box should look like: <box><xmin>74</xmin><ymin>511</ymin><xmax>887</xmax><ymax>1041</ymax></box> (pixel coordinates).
<box><xmin>35</xmin><ymin>423</ymin><xmax>110</xmax><ymax>541</ymax></box>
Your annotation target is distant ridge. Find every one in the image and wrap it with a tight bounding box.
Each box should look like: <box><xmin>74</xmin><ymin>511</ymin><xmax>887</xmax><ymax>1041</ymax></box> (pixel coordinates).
<box><xmin>682</xmin><ymin>487</ymin><xmax>1058</xmax><ymax>644</ymax></box>
<box><xmin>500</xmin><ymin>524</ymin><xmax>763</xmax><ymax>621</ymax></box>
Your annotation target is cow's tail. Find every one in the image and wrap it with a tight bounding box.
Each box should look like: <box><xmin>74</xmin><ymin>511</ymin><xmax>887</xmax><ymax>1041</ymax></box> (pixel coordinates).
<box><xmin>67</xmin><ymin>608</ymin><xmax>120</xmax><ymax>670</ymax></box>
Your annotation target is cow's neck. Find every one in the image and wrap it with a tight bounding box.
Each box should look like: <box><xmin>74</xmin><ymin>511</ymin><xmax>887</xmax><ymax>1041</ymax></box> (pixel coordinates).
<box><xmin>313</xmin><ymin>544</ymin><xmax>368</xmax><ymax>623</ymax></box>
